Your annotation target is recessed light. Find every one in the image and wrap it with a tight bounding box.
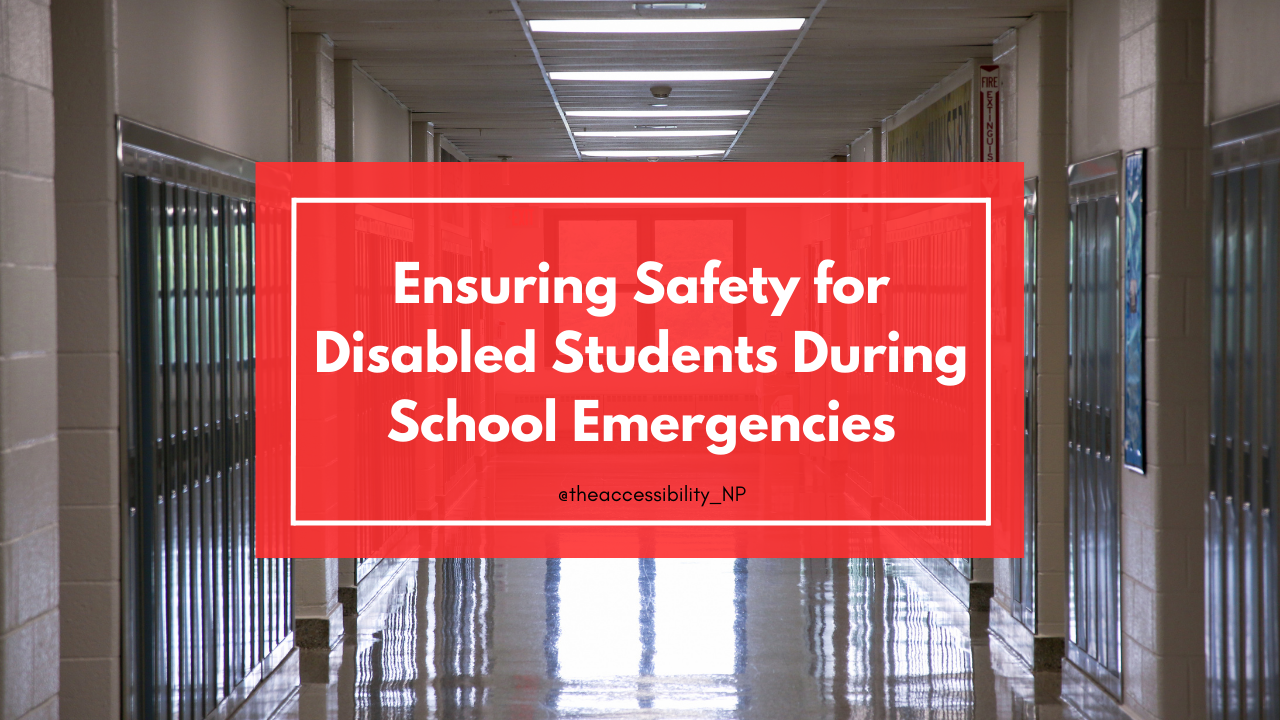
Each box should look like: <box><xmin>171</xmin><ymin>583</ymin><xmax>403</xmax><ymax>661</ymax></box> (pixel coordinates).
<box><xmin>582</xmin><ymin>150</ymin><xmax>725</xmax><ymax>157</ymax></box>
<box><xmin>529</xmin><ymin>18</ymin><xmax>805</xmax><ymax>33</ymax></box>
<box><xmin>575</xmin><ymin>130</ymin><xmax>736</xmax><ymax>137</ymax></box>
<box><xmin>549</xmin><ymin>71</ymin><xmax>773</xmax><ymax>82</ymax></box>
<box><xmin>567</xmin><ymin>110</ymin><xmax>750</xmax><ymax>118</ymax></box>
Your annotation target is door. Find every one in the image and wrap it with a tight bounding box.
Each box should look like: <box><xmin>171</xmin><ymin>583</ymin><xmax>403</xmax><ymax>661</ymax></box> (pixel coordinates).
<box><xmin>1065</xmin><ymin>154</ymin><xmax>1122</xmax><ymax>695</ymax></box>
<box><xmin>1206</xmin><ymin>108</ymin><xmax>1280</xmax><ymax>720</ymax></box>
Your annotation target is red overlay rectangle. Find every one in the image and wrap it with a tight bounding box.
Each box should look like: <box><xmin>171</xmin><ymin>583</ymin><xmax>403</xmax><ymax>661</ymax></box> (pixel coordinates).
<box><xmin>255</xmin><ymin>162</ymin><xmax>1024</xmax><ymax>558</ymax></box>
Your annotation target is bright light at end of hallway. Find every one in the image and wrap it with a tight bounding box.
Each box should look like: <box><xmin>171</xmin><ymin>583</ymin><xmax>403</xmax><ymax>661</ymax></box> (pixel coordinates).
<box><xmin>582</xmin><ymin>150</ymin><xmax>725</xmax><ymax>157</ymax></box>
<box><xmin>566</xmin><ymin>110</ymin><xmax>750</xmax><ymax>118</ymax></box>
<box><xmin>549</xmin><ymin>71</ymin><xmax>773</xmax><ymax>82</ymax></box>
<box><xmin>574</xmin><ymin>130</ymin><xmax>737</xmax><ymax>137</ymax></box>
<box><xmin>528</xmin><ymin>18</ymin><xmax>805</xmax><ymax>33</ymax></box>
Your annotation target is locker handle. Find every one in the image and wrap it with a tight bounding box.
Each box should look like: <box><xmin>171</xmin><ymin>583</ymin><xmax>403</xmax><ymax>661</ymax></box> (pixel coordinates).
<box><xmin>1209</xmin><ymin>434</ymin><xmax>1218</xmax><ymax>494</ymax></box>
<box><xmin>1067</xmin><ymin>399</ymin><xmax>1075</xmax><ymax>448</ymax></box>
<box><xmin>1263</xmin><ymin>445</ymin><xmax>1272</xmax><ymax>510</ymax></box>
<box><xmin>1243</xmin><ymin>441</ymin><xmax>1252</xmax><ymax>503</ymax></box>
<box><xmin>1076</xmin><ymin>401</ymin><xmax>1084</xmax><ymax>450</ymax></box>
<box><xmin>1084</xmin><ymin>402</ymin><xmax>1093</xmax><ymax>453</ymax></box>
<box><xmin>1104</xmin><ymin>410</ymin><xmax>1112</xmax><ymax>460</ymax></box>
<box><xmin>1092</xmin><ymin>405</ymin><xmax>1101</xmax><ymax>457</ymax></box>
<box><xmin>1225</xmin><ymin>436</ymin><xmax>1235</xmax><ymax>501</ymax></box>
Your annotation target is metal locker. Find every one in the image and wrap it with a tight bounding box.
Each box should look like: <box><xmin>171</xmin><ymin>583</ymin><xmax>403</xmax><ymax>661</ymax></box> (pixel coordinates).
<box><xmin>1011</xmin><ymin>178</ymin><xmax>1039</xmax><ymax>631</ymax></box>
<box><xmin>1065</xmin><ymin>153</ymin><xmax>1123</xmax><ymax>696</ymax></box>
<box><xmin>1207</xmin><ymin>104</ymin><xmax>1280</xmax><ymax>720</ymax></box>
<box><xmin>120</xmin><ymin>122</ymin><xmax>292</xmax><ymax>720</ymax></box>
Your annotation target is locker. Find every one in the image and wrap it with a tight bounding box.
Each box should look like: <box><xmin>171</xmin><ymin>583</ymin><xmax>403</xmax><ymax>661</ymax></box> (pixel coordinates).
<box><xmin>1011</xmin><ymin>178</ymin><xmax>1039</xmax><ymax>630</ymax></box>
<box><xmin>1065</xmin><ymin>154</ymin><xmax>1123</xmax><ymax>695</ymax></box>
<box><xmin>121</xmin><ymin>129</ymin><xmax>292</xmax><ymax>719</ymax></box>
<box><xmin>1207</xmin><ymin>106</ymin><xmax>1280</xmax><ymax>720</ymax></box>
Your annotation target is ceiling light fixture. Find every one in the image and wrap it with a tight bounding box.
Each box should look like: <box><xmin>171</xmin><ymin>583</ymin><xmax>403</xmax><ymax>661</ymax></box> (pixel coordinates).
<box><xmin>549</xmin><ymin>71</ymin><xmax>773</xmax><ymax>82</ymax></box>
<box><xmin>582</xmin><ymin>150</ymin><xmax>725</xmax><ymax>157</ymax></box>
<box><xmin>529</xmin><ymin>18</ymin><xmax>804</xmax><ymax>33</ymax></box>
<box><xmin>566</xmin><ymin>110</ymin><xmax>750</xmax><ymax>118</ymax></box>
<box><xmin>574</xmin><ymin>130</ymin><xmax>736</xmax><ymax>137</ymax></box>
<box><xmin>634</xmin><ymin>3</ymin><xmax>707</xmax><ymax>9</ymax></box>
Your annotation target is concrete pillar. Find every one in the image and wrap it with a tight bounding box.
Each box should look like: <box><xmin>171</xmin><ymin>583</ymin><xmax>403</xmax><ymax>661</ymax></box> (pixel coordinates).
<box><xmin>50</xmin><ymin>0</ymin><xmax>120</xmax><ymax>716</ymax></box>
<box><xmin>290</xmin><ymin>30</ymin><xmax>343</xmax><ymax>651</ymax></box>
<box><xmin>412</xmin><ymin>120</ymin><xmax>436</xmax><ymax>162</ymax></box>
<box><xmin>333</xmin><ymin>59</ymin><xmax>355</xmax><ymax>163</ymax></box>
<box><xmin>1025</xmin><ymin>10</ymin><xmax>1070</xmax><ymax>651</ymax></box>
<box><xmin>294</xmin><ymin>557</ymin><xmax>341</xmax><ymax>649</ymax></box>
<box><xmin>1115</xmin><ymin>0</ymin><xmax>1207</xmax><ymax>716</ymax></box>
<box><xmin>989</xmin><ymin>11</ymin><xmax>1070</xmax><ymax>672</ymax></box>
<box><xmin>0</xmin><ymin>0</ymin><xmax>60</xmax><ymax>717</ymax></box>
<box><xmin>1066</xmin><ymin>0</ymin><xmax>1208</xmax><ymax>716</ymax></box>
<box><xmin>291</xmin><ymin>33</ymin><xmax>335</xmax><ymax>163</ymax></box>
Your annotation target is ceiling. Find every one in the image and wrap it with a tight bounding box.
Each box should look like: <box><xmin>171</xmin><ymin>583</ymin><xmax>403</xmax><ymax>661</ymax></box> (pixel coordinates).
<box><xmin>290</xmin><ymin>1</ymin><xmax>1066</xmax><ymax>162</ymax></box>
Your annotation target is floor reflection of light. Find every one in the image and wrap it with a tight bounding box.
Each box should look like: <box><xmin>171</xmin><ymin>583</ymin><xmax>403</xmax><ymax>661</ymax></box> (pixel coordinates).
<box><xmin>557</xmin><ymin>559</ymin><xmax>641</xmax><ymax>679</ymax></box>
<box><xmin>804</xmin><ymin>559</ymin><xmax>977</xmax><ymax>717</ymax></box>
<box><xmin>271</xmin><ymin>558</ymin><xmax>1058</xmax><ymax>720</ymax></box>
<box><xmin>354</xmin><ymin>569</ymin><xmax>420</xmax><ymax>719</ymax></box>
<box><xmin>653</xmin><ymin>559</ymin><xmax>736</xmax><ymax>677</ymax></box>
<box><xmin>551</xmin><ymin>558</ymin><xmax>741</xmax><ymax>715</ymax></box>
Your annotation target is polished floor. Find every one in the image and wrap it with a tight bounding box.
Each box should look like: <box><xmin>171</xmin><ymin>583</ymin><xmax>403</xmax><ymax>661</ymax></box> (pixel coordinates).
<box><xmin>234</xmin><ymin>559</ymin><xmax>1086</xmax><ymax>720</ymax></box>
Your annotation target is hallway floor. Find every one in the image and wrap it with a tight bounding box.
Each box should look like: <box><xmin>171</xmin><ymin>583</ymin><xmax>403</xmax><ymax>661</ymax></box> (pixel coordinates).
<box><xmin>237</xmin><ymin>559</ymin><xmax>1089</xmax><ymax>719</ymax></box>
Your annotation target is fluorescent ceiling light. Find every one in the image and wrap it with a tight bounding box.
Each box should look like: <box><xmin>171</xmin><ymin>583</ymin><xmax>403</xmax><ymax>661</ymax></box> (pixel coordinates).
<box><xmin>566</xmin><ymin>110</ymin><xmax>750</xmax><ymax>118</ymax></box>
<box><xmin>529</xmin><ymin>18</ymin><xmax>804</xmax><ymax>33</ymax></box>
<box><xmin>634</xmin><ymin>3</ymin><xmax>707</xmax><ymax>9</ymax></box>
<box><xmin>574</xmin><ymin>130</ymin><xmax>736</xmax><ymax>137</ymax></box>
<box><xmin>582</xmin><ymin>150</ymin><xmax>725</xmax><ymax>157</ymax></box>
<box><xmin>549</xmin><ymin>71</ymin><xmax>773</xmax><ymax>82</ymax></box>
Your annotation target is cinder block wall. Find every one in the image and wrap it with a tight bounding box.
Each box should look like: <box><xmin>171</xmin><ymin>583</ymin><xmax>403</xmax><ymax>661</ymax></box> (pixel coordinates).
<box><xmin>1066</xmin><ymin>0</ymin><xmax>1209</xmax><ymax>717</ymax></box>
<box><xmin>0</xmin><ymin>0</ymin><xmax>61</xmax><ymax>717</ymax></box>
<box><xmin>988</xmin><ymin>11</ymin><xmax>1070</xmax><ymax>667</ymax></box>
<box><xmin>1115</xmin><ymin>0</ymin><xmax>1208</xmax><ymax>716</ymax></box>
<box><xmin>51</xmin><ymin>0</ymin><xmax>122</xmax><ymax>715</ymax></box>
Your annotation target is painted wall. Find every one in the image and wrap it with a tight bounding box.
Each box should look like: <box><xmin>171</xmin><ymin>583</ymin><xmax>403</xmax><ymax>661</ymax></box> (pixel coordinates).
<box><xmin>1210</xmin><ymin>0</ymin><xmax>1280</xmax><ymax>120</ymax></box>
<box><xmin>117</xmin><ymin>0</ymin><xmax>290</xmax><ymax>161</ymax></box>
<box><xmin>849</xmin><ymin>128</ymin><xmax>880</xmax><ymax>162</ymax></box>
<box><xmin>1068</xmin><ymin>0</ymin><xmax>1119</xmax><ymax>162</ymax></box>
<box><xmin>353</xmin><ymin>67</ymin><xmax>411</xmax><ymax>162</ymax></box>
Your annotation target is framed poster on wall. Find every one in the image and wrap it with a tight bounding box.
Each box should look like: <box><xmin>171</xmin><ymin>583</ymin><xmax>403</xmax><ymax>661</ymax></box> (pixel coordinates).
<box><xmin>1123</xmin><ymin>149</ymin><xmax>1146</xmax><ymax>473</ymax></box>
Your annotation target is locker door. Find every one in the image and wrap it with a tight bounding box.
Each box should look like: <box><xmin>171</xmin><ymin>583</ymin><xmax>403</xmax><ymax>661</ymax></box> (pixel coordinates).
<box><xmin>1066</xmin><ymin>154</ymin><xmax>1122</xmax><ymax>695</ymax></box>
<box><xmin>121</xmin><ymin>132</ymin><xmax>292</xmax><ymax>719</ymax></box>
<box><xmin>1011</xmin><ymin>178</ymin><xmax>1039</xmax><ymax>630</ymax></box>
<box><xmin>1206</xmin><ymin>108</ymin><xmax>1280</xmax><ymax>720</ymax></box>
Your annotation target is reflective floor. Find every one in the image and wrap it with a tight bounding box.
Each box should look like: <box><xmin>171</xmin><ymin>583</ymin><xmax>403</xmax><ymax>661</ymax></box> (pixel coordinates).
<box><xmin>236</xmin><ymin>559</ymin><xmax>1087</xmax><ymax>720</ymax></box>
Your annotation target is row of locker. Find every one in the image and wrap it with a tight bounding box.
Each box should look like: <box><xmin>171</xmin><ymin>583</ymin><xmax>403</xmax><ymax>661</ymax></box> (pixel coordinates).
<box><xmin>1012</xmin><ymin>116</ymin><xmax>1279</xmax><ymax>716</ymax></box>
